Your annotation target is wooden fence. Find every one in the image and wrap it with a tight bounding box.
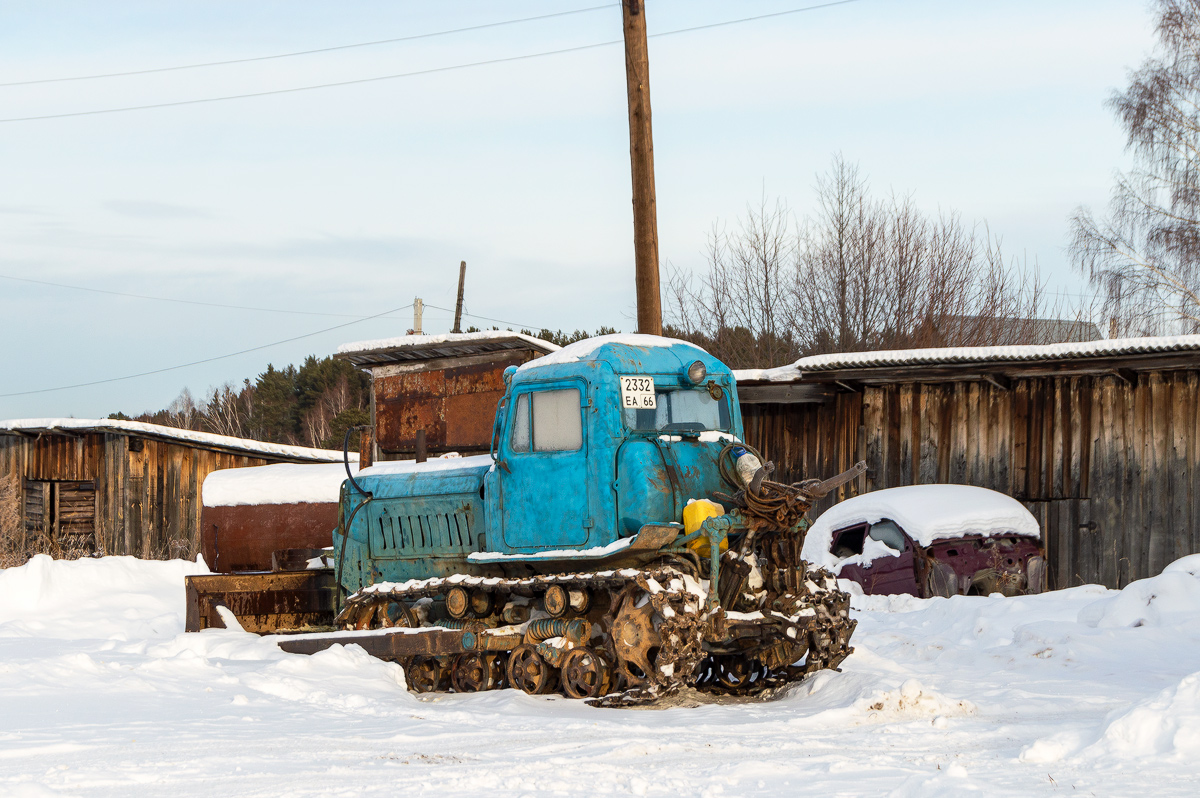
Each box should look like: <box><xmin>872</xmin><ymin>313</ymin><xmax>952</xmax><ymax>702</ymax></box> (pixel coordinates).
<box><xmin>743</xmin><ymin>369</ymin><xmax>1200</xmax><ymax>590</ymax></box>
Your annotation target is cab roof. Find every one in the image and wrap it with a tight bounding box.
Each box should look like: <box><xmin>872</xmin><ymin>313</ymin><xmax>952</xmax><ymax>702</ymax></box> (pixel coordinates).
<box><xmin>512</xmin><ymin>334</ymin><xmax>727</xmax><ymax>383</ymax></box>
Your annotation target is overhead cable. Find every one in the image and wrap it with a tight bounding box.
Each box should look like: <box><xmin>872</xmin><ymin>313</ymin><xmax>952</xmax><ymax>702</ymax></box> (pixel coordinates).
<box><xmin>0</xmin><ymin>5</ymin><xmax>615</xmax><ymax>87</ymax></box>
<box><xmin>0</xmin><ymin>272</ymin><xmax>408</xmax><ymax>319</ymax></box>
<box><xmin>0</xmin><ymin>302</ymin><xmax>412</xmax><ymax>398</ymax></box>
<box><xmin>0</xmin><ymin>0</ymin><xmax>865</xmax><ymax>124</ymax></box>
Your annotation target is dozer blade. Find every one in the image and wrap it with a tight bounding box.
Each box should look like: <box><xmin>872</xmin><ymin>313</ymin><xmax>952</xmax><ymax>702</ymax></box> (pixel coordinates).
<box><xmin>185</xmin><ymin>570</ymin><xmax>336</xmax><ymax>634</ymax></box>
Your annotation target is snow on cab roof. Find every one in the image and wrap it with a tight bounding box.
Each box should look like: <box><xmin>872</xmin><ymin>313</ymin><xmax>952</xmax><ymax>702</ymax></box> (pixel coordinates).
<box><xmin>203</xmin><ymin>462</ymin><xmax>355</xmax><ymax>507</ymax></box>
<box><xmin>0</xmin><ymin>418</ymin><xmax>353</xmax><ymax>463</ymax></box>
<box><xmin>735</xmin><ymin>333</ymin><xmax>1200</xmax><ymax>383</ymax></box>
<box><xmin>516</xmin><ymin>333</ymin><xmax>710</xmax><ymax>372</ymax></box>
<box><xmin>802</xmin><ymin>484</ymin><xmax>1040</xmax><ymax>570</ymax></box>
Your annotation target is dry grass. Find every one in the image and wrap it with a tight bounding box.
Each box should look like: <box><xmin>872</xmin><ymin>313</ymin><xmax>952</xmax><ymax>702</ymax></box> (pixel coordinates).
<box><xmin>0</xmin><ymin>479</ymin><xmax>26</xmax><ymax>569</ymax></box>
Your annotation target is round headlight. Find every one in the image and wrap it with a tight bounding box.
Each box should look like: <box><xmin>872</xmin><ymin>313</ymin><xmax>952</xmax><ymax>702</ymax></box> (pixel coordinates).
<box><xmin>686</xmin><ymin>360</ymin><xmax>707</xmax><ymax>384</ymax></box>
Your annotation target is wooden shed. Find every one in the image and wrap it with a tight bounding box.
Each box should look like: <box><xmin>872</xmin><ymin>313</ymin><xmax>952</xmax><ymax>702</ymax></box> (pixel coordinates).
<box><xmin>735</xmin><ymin>335</ymin><xmax>1200</xmax><ymax>590</ymax></box>
<box><xmin>336</xmin><ymin>331</ymin><xmax>559</xmax><ymax>460</ymax></box>
<box><xmin>0</xmin><ymin>419</ymin><xmax>351</xmax><ymax>563</ymax></box>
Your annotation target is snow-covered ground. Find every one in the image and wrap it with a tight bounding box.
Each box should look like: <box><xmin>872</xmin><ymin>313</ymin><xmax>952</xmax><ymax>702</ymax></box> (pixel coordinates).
<box><xmin>3</xmin><ymin>555</ymin><xmax>1200</xmax><ymax>797</ymax></box>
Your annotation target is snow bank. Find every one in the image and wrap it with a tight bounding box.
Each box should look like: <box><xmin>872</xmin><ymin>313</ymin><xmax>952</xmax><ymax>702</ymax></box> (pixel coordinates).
<box><xmin>1018</xmin><ymin>560</ymin><xmax>1200</xmax><ymax>763</ymax></box>
<box><xmin>0</xmin><ymin>555</ymin><xmax>208</xmax><ymax>640</ymax></box>
<box><xmin>516</xmin><ymin>333</ymin><xmax>707</xmax><ymax>371</ymax></box>
<box><xmin>202</xmin><ymin>462</ymin><xmax>355</xmax><ymax>507</ymax></box>
<box><xmin>803</xmin><ymin>484</ymin><xmax>1040</xmax><ymax>570</ymax></box>
<box><xmin>1077</xmin><ymin>556</ymin><xmax>1200</xmax><ymax>629</ymax></box>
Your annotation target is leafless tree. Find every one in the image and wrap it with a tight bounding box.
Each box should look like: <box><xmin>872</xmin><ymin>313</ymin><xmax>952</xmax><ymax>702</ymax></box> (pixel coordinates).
<box><xmin>301</xmin><ymin>374</ymin><xmax>357</xmax><ymax>448</ymax></box>
<box><xmin>1072</xmin><ymin>0</ymin><xmax>1200</xmax><ymax>336</ymax></box>
<box><xmin>668</xmin><ymin>156</ymin><xmax>1065</xmax><ymax>368</ymax></box>
<box><xmin>162</xmin><ymin>388</ymin><xmax>202</xmax><ymax>431</ymax></box>
<box><xmin>203</xmin><ymin>381</ymin><xmax>252</xmax><ymax>439</ymax></box>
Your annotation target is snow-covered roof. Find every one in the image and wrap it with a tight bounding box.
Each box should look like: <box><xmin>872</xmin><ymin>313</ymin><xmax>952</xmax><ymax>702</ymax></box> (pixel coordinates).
<box><xmin>516</xmin><ymin>333</ymin><xmax>708</xmax><ymax>372</ymax></box>
<box><xmin>336</xmin><ymin>331</ymin><xmax>559</xmax><ymax>367</ymax></box>
<box><xmin>802</xmin><ymin>484</ymin><xmax>1040</xmax><ymax>571</ymax></box>
<box><xmin>358</xmin><ymin>453</ymin><xmax>493</xmax><ymax>477</ymax></box>
<box><xmin>0</xmin><ymin>419</ymin><xmax>355</xmax><ymax>463</ymax></box>
<box><xmin>202</xmin><ymin>462</ymin><xmax>356</xmax><ymax>507</ymax></box>
<box><xmin>735</xmin><ymin>334</ymin><xmax>1200</xmax><ymax>383</ymax></box>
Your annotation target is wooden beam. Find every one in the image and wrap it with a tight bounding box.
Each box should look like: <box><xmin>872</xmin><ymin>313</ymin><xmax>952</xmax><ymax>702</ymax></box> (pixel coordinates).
<box><xmin>737</xmin><ymin>384</ymin><xmax>836</xmax><ymax>404</ymax></box>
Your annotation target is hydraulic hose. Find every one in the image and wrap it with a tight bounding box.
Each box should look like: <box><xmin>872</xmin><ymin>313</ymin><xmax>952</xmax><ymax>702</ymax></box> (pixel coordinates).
<box><xmin>336</xmin><ymin>425</ymin><xmax>374</xmax><ymax>605</ymax></box>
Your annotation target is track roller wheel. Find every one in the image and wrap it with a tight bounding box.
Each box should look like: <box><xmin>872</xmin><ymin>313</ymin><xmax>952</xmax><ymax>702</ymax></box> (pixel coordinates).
<box><xmin>408</xmin><ymin>656</ymin><xmax>451</xmax><ymax>693</ymax></box>
<box><xmin>506</xmin><ymin>644</ymin><xmax>559</xmax><ymax>695</ymax></box>
<box><xmin>446</xmin><ymin>587</ymin><xmax>471</xmax><ymax>619</ymax></box>
<box><xmin>560</xmin><ymin>647</ymin><xmax>612</xmax><ymax>699</ymax></box>
<box><xmin>452</xmin><ymin>652</ymin><xmax>504</xmax><ymax>693</ymax></box>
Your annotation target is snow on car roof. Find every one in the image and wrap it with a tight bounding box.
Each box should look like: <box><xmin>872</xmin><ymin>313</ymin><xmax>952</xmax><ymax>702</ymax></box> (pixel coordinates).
<box><xmin>803</xmin><ymin>484</ymin><xmax>1040</xmax><ymax>570</ymax></box>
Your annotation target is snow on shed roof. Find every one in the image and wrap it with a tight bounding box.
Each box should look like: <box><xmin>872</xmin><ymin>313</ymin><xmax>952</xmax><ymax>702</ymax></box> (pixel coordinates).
<box><xmin>0</xmin><ymin>418</ymin><xmax>354</xmax><ymax>463</ymax></box>
<box><xmin>336</xmin><ymin>331</ymin><xmax>559</xmax><ymax>367</ymax></box>
<box><xmin>735</xmin><ymin>333</ymin><xmax>1200</xmax><ymax>383</ymax></box>
<box><xmin>802</xmin><ymin>484</ymin><xmax>1040</xmax><ymax>571</ymax></box>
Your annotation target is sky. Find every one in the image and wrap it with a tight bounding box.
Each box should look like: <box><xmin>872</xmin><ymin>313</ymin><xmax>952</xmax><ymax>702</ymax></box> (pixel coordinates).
<box><xmin>0</xmin><ymin>0</ymin><xmax>1158</xmax><ymax>420</ymax></box>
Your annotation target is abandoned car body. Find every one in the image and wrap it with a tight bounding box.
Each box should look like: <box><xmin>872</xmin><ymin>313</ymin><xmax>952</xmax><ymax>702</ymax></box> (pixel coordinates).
<box><xmin>802</xmin><ymin>485</ymin><xmax>1046</xmax><ymax>598</ymax></box>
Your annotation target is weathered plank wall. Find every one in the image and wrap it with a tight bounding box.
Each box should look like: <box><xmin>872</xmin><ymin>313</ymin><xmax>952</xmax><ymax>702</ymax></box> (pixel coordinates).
<box><xmin>742</xmin><ymin>370</ymin><xmax>1200</xmax><ymax>589</ymax></box>
<box><xmin>1</xmin><ymin>432</ymin><xmax>283</xmax><ymax>562</ymax></box>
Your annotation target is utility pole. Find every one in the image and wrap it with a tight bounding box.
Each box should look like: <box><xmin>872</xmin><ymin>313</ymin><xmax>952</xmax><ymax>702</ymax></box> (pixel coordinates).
<box><xmin>622</xmin><ymin>0</ymin><xmax>662</xmax><ymax>336</ymax></box>
<box><xmin>452</xmin><ymin>261</ymin><xmax>467</xmax><ymax>334</ymax></box>
<box><xmin>409</xmin><ymin>298</ymin><xmax>424</xmax><ymax>335</ymax></box>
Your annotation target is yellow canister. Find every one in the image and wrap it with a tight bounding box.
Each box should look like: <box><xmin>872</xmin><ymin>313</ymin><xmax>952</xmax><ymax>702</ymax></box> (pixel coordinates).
<box><xmin>683</xmin><ymin>499</ymin><xmax>728</xmax><ymax>557</ymax></box>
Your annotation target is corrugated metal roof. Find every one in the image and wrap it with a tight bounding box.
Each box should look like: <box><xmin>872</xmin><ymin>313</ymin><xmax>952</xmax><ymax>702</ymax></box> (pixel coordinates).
<box><xmin>0</xmin><ymin>418</ymin><xmax>355</xmax><ymax>463</ymax></box>
<box><xmin>734</xmin><ymin>334</ymin><xmax>1200</xmax><ymax>383</ymax></box>
<box><xmin>335</xmin><ymin>331</ymin><xmax>559</xmax><ymax>367</ymax></box>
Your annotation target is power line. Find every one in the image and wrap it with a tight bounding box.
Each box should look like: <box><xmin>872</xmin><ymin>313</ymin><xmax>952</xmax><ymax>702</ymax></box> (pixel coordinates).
<box><xmin>0</xmin><ymin>0</ymin><xmax>866</xmax><ymax>124</ymax></box>
<box><xmin>0</xmin><ymin>5</ymin><xmax>616</xmax><ymax>88</ymax></box>
<box><xmin>425</xmin><ymin>302</ymin><xmax>547</xmax><ymax>331</ymax></box>
<box><xmin>0</xmin><ymin>272</ymin><xmax>411</xmax><ymax>319</ymax></box>
<box><xmin>0</xmin><ymin>302</ymin><xmax>411</xmax><ymax>398</ymax></box>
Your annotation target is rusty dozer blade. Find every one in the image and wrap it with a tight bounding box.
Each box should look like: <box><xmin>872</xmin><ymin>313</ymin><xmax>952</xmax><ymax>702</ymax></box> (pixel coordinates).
<box><xmin>185</xmin><ymin>570</ymin><xmax>336</xmax><ymax>634</ymax></box>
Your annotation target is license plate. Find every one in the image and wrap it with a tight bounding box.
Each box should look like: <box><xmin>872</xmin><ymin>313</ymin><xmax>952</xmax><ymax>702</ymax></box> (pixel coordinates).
<box><xmin>619</xmin><ymin>376</ymin><xmax>657</xmax><ymax>409</ymax></box>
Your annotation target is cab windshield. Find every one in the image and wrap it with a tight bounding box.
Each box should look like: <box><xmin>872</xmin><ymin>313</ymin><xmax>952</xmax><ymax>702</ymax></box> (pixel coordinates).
<box><xmin>623</xmin><ymin>388</ymin><xmax>730</xmax><ymax>433</ymax></box>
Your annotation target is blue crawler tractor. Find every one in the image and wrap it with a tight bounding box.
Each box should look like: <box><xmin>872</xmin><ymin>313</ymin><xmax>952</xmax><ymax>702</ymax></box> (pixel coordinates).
<box><xmin>313</xmin><ymin>335</ymin><xmax>859</xmax><ymax>704</ymax></box>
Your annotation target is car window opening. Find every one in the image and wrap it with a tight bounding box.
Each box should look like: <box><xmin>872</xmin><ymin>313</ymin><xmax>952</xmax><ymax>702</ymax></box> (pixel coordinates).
<box><xmin>832</xmin><ymin>525</ymin><xmax>868</xmax><ymax>558</ymax></box>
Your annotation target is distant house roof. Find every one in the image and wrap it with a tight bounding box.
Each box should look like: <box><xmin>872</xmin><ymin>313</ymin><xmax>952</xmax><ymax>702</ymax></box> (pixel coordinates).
<box><xmin>0</xmin><ymin>418</ymin><xmax>355</xmax><ymax>463</ymax></box>
<box><xmin>335</xmin><ymin>331</ymin><xmax>560</xmax><ymax>368</ymax></box>
<box><xmin>734</xmin><ymin>334</ymin><xmax>1200</xmax><ymax>397</ymax></box>
<box><xmin>931</xmin><ymin>315</ymin><xmax>1102</xmax><ymax>347</ymax></box>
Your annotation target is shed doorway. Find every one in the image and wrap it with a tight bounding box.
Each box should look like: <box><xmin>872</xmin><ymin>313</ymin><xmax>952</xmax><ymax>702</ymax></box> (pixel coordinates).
<box><xmin>23</xmin><ymin>480</ymin><xmax>97</xmax><ymax>559</ymax></box>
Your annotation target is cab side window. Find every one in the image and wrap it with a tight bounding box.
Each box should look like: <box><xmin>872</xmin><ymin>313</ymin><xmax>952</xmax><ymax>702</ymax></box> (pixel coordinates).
<box><xmin>511</xmin><ymin>393</ymin><xmax>531</xmax><ymax>452</ymax></box>
<box><xmin>509</xmin><ymin>388</ymin><xmax>582</xmax><ymax>454</ymax></box>
<box><xmin>532</xmin><ymin>388</ymin><xmax>582</xmax><ymax>451</ymax></box>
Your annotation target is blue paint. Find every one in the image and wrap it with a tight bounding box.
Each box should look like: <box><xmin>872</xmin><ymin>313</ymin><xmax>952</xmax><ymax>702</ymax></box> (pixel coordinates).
<box><xmin>333</xmin><ymin>337</ymin><xmax>744</xmax><ymax>595</ymax></box>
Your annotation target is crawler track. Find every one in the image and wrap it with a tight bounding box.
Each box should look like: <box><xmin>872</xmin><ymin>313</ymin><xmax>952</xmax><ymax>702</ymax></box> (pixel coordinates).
<box><xmin>333</xmin><ymin>563</ymin><xmax>855</xmax><ymax>706</ymax></box>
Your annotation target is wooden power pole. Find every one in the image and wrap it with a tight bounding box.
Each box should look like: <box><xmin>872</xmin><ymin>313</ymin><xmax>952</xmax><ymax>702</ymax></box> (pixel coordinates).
<box><xmin>622</xmin><ymin>0</ymin><xmax>662</xmax><ymax>336</ymax></box>
<box><xmin>452</xmin><ymin>260</ymin><xmax>467</xmax><ymax>333</ymax></box>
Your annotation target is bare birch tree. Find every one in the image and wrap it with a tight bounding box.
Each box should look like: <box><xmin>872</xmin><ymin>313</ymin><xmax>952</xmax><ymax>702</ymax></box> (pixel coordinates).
<box><xmin>1072</xmin><ymin>0</ymin><xmax>1200</xmax><ymax>336</ymax></box>
<box><xmin>667</xmin><ymin>156</ymin><xmax>1060</xmax><ymax>367</ymax></box>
